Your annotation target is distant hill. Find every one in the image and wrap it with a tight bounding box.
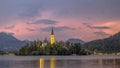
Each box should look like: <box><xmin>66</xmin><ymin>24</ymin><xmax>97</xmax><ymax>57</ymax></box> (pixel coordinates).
<box><xmin>83</xmin><ymin>32</ymin><xmax>120</xmax><ymax>52</ymax></box>
<box><xmin>66</xmin><ymin>38</ymin><xmax>85</xmax><ymax>44</ymax></box>
<box><xmin>0</xmin><ymin>32</ymin><xmax>29</xmax><ymax>51</ymax></box>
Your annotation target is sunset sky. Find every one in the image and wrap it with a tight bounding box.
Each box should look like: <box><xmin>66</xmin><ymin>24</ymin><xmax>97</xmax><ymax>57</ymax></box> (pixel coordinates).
<box><xmin>0</xmin><ymin>0</ymin><xmax>120</xmax><ymax>42</ymax></box>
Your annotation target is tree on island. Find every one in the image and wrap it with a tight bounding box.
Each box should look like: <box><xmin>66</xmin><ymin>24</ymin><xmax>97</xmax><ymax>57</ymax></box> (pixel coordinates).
<box><xmin>18</xmin><ymin>40</ymin><xmax>90</xmax><ymax>56</ymax></box>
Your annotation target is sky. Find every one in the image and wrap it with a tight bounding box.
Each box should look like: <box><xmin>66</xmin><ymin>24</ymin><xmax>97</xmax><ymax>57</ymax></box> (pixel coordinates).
<box><xmin>0</xmin><ymin>0</ymin><xmax>120</xmax><ymax>42</ymax></box>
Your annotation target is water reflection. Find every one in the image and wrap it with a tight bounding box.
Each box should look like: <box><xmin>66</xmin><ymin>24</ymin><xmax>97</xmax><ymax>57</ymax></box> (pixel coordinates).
<box><xmin>50</xmin><ymin>57</ymin><xmax>56</xmax><ymax>68</ymax></box>
<box><xmin>97</xmin><ymin>59</ymin><xmax>117</xmax><ymax>68</ymax></box>
<box><xmin>0</xmin><ymin>56</ymin><xmax>120</xmax><ymax>68</ymax></box>
<box><xmin>39</xmin><ymin>57</ymin><xmax>56</xmax><ymax>68</ymax></box>
<box><xmin>39</xmin><ymin>57</ymin><xmax>120</xmax><ymax>68</ymax></box>
<box><xmin>39</xmin><ymin>57</ymin><xmax>119</xmax><ymax>68</ymax></box>
<box><xmin>40</xmin><ymin>58</ymin><xmax>44</xmax><ymax>68</ymax></box>
<box><xmin>98</xmin><ymin>58</ymin><xmax>103</xmax><ymax>68</ymax></box>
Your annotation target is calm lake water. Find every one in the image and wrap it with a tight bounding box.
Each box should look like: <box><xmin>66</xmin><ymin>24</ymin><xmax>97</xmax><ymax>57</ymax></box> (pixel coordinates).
<box><xmin>0</xmin><ymin>55</ymin><xmax>120</xmax><ymax>68</ymax></box>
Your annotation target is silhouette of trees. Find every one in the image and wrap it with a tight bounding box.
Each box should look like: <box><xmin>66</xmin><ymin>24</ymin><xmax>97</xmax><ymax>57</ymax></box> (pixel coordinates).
<box><xmin>19</xmin><ymin>40</ymin><xmax>90</xmax><ymax>56</ymax></box>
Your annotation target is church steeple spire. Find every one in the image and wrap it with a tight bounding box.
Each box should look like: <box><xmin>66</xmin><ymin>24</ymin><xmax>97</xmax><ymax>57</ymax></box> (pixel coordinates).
<box><xmin>50</xmin><ymin>27</ymin><xmax>55</xmax><ymax>45</ymax></box>
<box><xmin>51</xmin><ymin>27</ymin><xmax>54</xmax><ymax>35</ymax></box>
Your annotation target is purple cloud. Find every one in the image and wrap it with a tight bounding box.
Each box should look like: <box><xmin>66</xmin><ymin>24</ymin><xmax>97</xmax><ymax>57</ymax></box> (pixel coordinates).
<box><xmin>33</xmin><ymin>19</ymin><xmax>57</xmax><ymax>25</ymax></box>
<box><xmin>41</xmin><ymin>26</ymin><xmax>75</xmax><ymax>32</ymax></box>
<box><xmin>94</xmin><ymin>31</ymin><xmax>111</xmax><ymax>36</ymax></box>
<box><xmin>83</xmin><ymin>23</ymin><xmax>110</xmax><ymax>29</ymax></box>
<box><xmin>26</xmin><ymin>28</ymin><xmax>36</xmax><ymax>31</ymax></box>
<box><xmin>4</xmin><ymin>24</ymin><xmax>16</xmax><ymax>29</ymax></box>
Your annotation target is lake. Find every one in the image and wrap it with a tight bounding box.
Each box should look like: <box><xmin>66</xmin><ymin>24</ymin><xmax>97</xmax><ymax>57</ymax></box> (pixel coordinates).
<box><xmin>0</xmin><ymin>55</ymin><xmax>120</xmax><ymax>68</ymax></box>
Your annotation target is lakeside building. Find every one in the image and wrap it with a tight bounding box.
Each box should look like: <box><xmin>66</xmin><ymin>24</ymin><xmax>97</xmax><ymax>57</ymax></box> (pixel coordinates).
<box><xmin>93</xmin><ymin>51</ymin><xmax>120</xmax><ymax>55</ymax></box>
<box><xmin>1</xmin><ymin>52</ymin><xmax>15</xmax><ymax>56</ymax></box>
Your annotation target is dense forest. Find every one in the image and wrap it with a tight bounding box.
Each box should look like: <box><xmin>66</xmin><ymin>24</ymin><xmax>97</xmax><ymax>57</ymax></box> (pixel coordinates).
<box><xmin>83</xmin><ymin>32</ymin><xmax>120</xmax><ymax>53</ymax></box>
<box><xmin>19</xmin><ymin>40</ymin><xmax>90</xmax><ymax>56</ymax></box>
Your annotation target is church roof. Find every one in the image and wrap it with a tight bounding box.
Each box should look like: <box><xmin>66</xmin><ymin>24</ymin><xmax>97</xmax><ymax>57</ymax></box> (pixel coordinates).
<box><xmin>51</xmin><ymin>27</ymin><xmax>54</xmax><ymax>35</ymax></box>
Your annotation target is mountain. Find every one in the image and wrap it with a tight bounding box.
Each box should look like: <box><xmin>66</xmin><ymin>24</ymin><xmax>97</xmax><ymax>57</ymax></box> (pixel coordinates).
<box><xmin>0</xmin><ymin>32</ymin><xmax>28</xmax><ymax>51</ymax></box>
<box><xmin>83</xmin><ymin>32</ymin><xmax>120</xmax><ymax>52</ymax></box>
<box><xmin>66</xmin><ymin>38</ymin><xmax>85</xmax><ymax>44</ymax></box>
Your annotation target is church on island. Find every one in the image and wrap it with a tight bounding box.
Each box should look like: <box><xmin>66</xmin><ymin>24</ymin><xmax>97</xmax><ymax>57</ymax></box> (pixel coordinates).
<box><xmin>42</xmin><ymin>27</ymin><xmax>55</xmax><ymax>46</ymax></box>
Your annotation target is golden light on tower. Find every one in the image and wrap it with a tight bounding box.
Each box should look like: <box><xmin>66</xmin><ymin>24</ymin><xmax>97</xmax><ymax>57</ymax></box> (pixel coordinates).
<box><xmin>50</xmin><ymin>27</ymin><xmax>55</xmax><ymax>45</ymax></box>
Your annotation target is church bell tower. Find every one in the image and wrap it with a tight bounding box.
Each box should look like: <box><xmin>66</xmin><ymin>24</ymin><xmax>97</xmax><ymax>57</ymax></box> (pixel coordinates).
<box><xmin>50</xmin><ymin>27</ymin><xmax>55</xmax><ymax>45</ymax></box>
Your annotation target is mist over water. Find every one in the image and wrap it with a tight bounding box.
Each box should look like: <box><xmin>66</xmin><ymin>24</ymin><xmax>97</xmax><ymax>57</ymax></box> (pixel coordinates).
<box><xmin>0</xmin><ymin>56</ymin><xmax>120</xmax><ymax>68</ymax></box>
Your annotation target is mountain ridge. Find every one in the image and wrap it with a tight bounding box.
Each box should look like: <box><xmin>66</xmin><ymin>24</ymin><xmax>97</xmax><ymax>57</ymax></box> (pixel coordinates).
<box><xmin>66</xmin><ymin>38</ymin><xmax>85</xmax><ymax>44</ymax></box>
<box><xmin>0</xmin><ymin>32</ymin><xmax>28</xmax><ymax>51</ymax></box>
<box><xmin>83</xmin><ymin>32</ymin><xmax>120</xmax><ymax>52</ymax></box>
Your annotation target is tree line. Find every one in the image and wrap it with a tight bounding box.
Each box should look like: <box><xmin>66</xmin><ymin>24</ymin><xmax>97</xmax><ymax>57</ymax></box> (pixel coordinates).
<box><xmin>18</xmin><ymin>40</ymin><xmax>90</xmax><ymax>56</ymax></box>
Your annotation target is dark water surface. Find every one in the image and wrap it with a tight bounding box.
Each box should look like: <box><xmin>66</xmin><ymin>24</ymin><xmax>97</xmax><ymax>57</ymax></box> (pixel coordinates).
<box><xmin>0</xmin><ymin>55</ymin><xmax>120</xmax><ymax>68</ymax></box>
